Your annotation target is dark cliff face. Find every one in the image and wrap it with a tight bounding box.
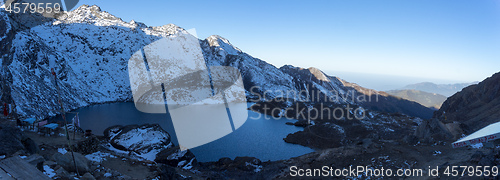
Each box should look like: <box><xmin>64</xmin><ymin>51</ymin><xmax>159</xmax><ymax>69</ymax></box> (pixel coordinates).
<box><xmin>434</xmin><ymin>72</ymin><xmax>500</xmax><ymax>133</ymax></box>
<box><xmin>279</xmin><ymin>65</ymin><xmax>354</xmax><ymax>104</ymax></box>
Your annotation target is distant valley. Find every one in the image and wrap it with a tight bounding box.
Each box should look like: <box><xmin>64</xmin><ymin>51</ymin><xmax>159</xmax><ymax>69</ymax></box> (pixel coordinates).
<box><xmin>386</xmin><ymin>89</ymin><xmax>446</xmax><ymax>109</ymax></box>
<box><xmin>400</xmin><ymin>81</ymin><xmax>478</xmax><ymax>97</ymax></box>
<box><xmin>385</xmin><ymin>81</ymin><xmax>477</xmax><ymax>110</ymax></box>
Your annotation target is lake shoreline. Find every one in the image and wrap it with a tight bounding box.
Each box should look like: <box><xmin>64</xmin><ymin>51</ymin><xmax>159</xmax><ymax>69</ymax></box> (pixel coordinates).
<box><xmin>44</xmin><ymin>102</ymin><xmax>314</xmax><ymax>162</ymax></box>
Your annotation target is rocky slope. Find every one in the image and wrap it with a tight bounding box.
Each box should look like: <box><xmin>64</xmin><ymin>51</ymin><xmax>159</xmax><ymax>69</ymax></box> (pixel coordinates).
<box><xmin>278</xmin><ymin>65</ymin><xmax>434</xmax><ymax>119</ymax></box>
<box><xmin>0</xmin><ymin>4</ymin><xmax>434</xmax><ymax>120</ymax></box>
<box><xmin>434</xmin><ymin>72</ymin><xmax>500</xmax><ymax>134</ymax></box>
<box><xmin>412</xmin><ymin>72</ymin><xmax>499</xmax><ymax>144</ymax></box>
<box><xmin>338</xmin><ymin>77</ymin><xmax>435</xmax><ymax>119</ymax></box>
<box><xmin>1</xmin><ymin>5</ymin><xmax>160</xmax><ymax>118</ymax></box>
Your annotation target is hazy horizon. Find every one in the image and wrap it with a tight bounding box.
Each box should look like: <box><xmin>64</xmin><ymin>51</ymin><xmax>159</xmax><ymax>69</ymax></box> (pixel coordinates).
<box><xmin>324</xmin><ymin>70</ymin><xmax>479</xmax><ymax>91</ymax></box>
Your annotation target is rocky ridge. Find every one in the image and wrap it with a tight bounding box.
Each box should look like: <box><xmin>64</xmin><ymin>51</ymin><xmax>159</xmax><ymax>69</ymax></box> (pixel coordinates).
<box><xmin>414</xmin><ymin>72</ymin><xmax>500</xmax><ymax>144</ymax></box>
<box><xmin>0</xmin><ymin>4</ymin><xmax>433</xmax><ymax>121</ymax></box>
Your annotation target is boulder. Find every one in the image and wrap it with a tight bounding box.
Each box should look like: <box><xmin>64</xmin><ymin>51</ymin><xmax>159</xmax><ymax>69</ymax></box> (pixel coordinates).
<box><xmin>0</xmin><ymin>125</ymin><xmax>27</xmax><ymax>156</ymax></box>
<box><xmin>157</xmin><ymin>164</ymin><xmax>182</xmax><ymax>180</ymax></box>
<box><xmin>21</xmin><ymin>137</ymin><xmax>39</xmax><ymax>154</ymax></box>
<box><xmin>24</xmin><ymin>154</ymin><xmax>45</xmax><ymax>171</ymax></box>
<box><xmin>443</xmin><ymin>122</ymin><xmax>465</xmax><ymax>140</ymax></box>
<box><xmin>104</xmin><ymin>124</ymin><xmax>173</xmax><ymax>161</ymax></box>
<box><xmin>53</xmin><ymin>166</ymin><xmax>71</xmax><ymax>179</ymax></box>
<box><xmin>80</xmin><ymin>172</ymin><xmax>96</xmax><ymax>180</ymax></box>
<box><xmin>155</xmin><ymin>146</ymin><xmax>197</xmax><ymax>169</ymax></box>
<box><xmin>212</xmin><ymin>156</ymin><xmax>262</xmax><ymax>172</ymax></box>
<box><xmin>216</xmin><ymin>157</ymin><xmax>232</xmax><ymax>167</ymax></box>
<box><xmin>75</xmin><ymin>136</ymin><xmax>100</xmax><ymax>154</ymax></box>
<box><xmin>231</xmin><ymin>157</ymin><xmax>262</xmax><ymax>172</ymax></box>
<box><xmin>52</xmin><ymin>152</ymin><xmax>90</xmax><ymax>173</ymax></box>
<box><xmin>414</xmin><ymin>118</ymin><xmax>453</xmax><ymax>143</ymax></box>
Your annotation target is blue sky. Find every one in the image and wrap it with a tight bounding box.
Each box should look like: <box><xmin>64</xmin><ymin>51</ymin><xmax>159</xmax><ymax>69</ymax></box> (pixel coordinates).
<box><xmin>75</xmin><ymin>0</ymin><xmax>500</xmax><ymax>84</ymax></box>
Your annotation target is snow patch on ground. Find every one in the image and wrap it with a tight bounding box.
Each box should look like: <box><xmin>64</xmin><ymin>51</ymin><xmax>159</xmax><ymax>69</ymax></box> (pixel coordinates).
<box><xmin>107</xmin><ymin>127</ymin><xmax>122</xmax><ymax>140</ymax></box>
<box><xmin>137</xmin><ymin>148</ymin><xmax>163</xmax><ymax>162</ymax></box>
<box><xmin>245</xmin><ymin>162</ymin><xmax>263</xmax><ymax>172</ymax></box>
<box><xmin>105</xmin><ymin>143</ymin><xmax>129</xmax><ymax>155</ymax></box>
<box><xmin>104</xmin><ymin>172</ymin><xmax>112</xmax><ymax>177</ymax></box>
<box><xmin>104</xmin><ymin>143</ymin><xmax>159</xmax><ymax>162</ymax></box>
<box><xmin>167</xmin><ymin>150</ymin><xmax>188</xmax><ymax>160</ymax></box>
<box><xmin>471</xmin><ymin>143</ymin><xmax>483</xmax><ymax>149</ymax></box>
<box><xmin>43</xmin><ymin>165</ymin><xmax>56</xmax><ymax>178</ymax></box>
<box><xmin>181</xmin><ymin>158</ymin><xmax>195</xmax><ymax>170</ymax></box>
<box><xmin>58</xmin><ymin>148</ymin><xmax>67</xmax><ymax>154</ymax></box>
<box><xmin>85</xmin><ymin>151</ymin><xmax>116</xmax><ymax>163</ymax></box>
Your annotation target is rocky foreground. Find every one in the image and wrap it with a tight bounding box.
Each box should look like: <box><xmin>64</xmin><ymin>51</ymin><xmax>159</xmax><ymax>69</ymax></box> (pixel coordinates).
<box><xmin>1</xmin><ymin>113</ymin><xmax>500</xmax><ymax>180</ymax></box>
<box><xmin>0</xmin><ymin>116</ymin><xmax>283</xmax><ymax>179</ymax></box>
<box><xmin>1</xmin><ymin>72</ymin><xmax>496</xmax><ymax>179</ymax></box>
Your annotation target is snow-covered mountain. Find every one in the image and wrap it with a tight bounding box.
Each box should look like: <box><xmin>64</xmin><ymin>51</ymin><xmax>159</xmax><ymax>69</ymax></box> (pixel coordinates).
<box><xmin>0</xmin><ymin>5</ymin><xmax>297</xmax><ymax>118</ymax></box>
<box><xmin>1</xmin><ymin>5</ymin><xmax>163</xmax><ymax>117</ymax></box>
<box><xmin>0</xmin><ymin>5</ymin><xmax>432</xmax><ymax>119</ymax></box>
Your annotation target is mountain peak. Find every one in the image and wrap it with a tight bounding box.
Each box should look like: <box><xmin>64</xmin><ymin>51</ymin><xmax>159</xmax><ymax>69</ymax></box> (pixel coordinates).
<box><xmin>56</xmin><ymin>4</ymin><xmax>124</xmax><ymax>25</ymax></box>
<box><xmin>151</xmin><ymin>24</ymin><xmax>185</xmax><ymax>35</ymax></box>
<box><xmin>279</xmin><ymin>65</ymin><xmax>329</xmax><ymax>82</ymax></box>
<box><xmin>53</xmin><ymin>5</ymin><xmax>187</xmax><ymax>36</ymax></box>
<box><xmin>129</xmin><ymin>20</ymin><xmax>147</xmax><ymax>28</ymax></box>
<box><xmin>83</xmin><ymin>4</ymin><xmax>101</xmax><ymax>12</ymax></box>
<box><xmin>307</xmin><ymin>67</ymin><xmax>329</xmax><ymax>82</ymax></box>
<box><xmin>205</xmin><ymin>35</ymin><xmax>241</xmax><ymax>56</ymax></box>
